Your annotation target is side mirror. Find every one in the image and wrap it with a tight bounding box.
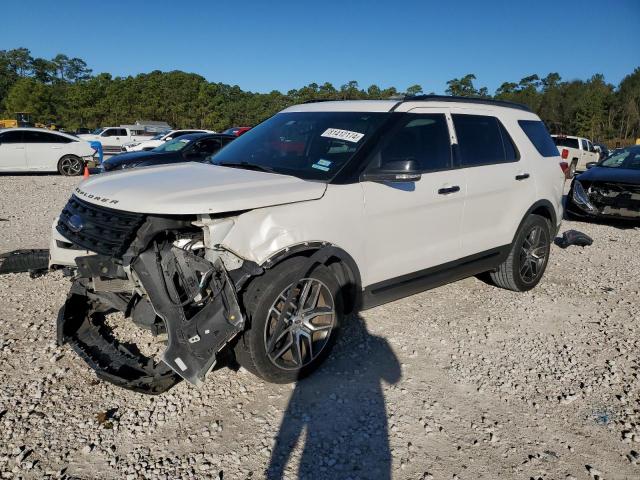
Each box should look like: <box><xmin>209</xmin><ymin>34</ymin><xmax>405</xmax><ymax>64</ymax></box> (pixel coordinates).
<box><xmin>361</xmin><ymin>159</ymin><xmax>422</xmax><ymax>183</ymax></box>
<box><xmin>586</xmin><ymin>162</ymin><xmax>597</xmax><ymax>169</ymax></box>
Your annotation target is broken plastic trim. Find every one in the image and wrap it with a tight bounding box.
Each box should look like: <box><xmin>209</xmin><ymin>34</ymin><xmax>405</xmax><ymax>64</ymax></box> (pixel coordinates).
<box><xmin>57</xmin><ymin>283</ymin><xmax>182</xmax><ymax>394</ymax></box>
<box><xmin>131</xmin><ymin>244</ymin><xmax>244</xmax><ymax>386</ymax></box>
<box><xmin>58</xmin><ymin>241</ymin><xmax>245</xmax><ymax>393</ymax></box>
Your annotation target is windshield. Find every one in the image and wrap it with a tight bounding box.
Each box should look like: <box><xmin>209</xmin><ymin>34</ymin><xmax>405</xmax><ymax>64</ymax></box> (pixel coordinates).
<box><xmin>600</xmin><ymin>146</ymin><xmax>640</xmax><ymax>169</ymax></box>
<box><xmin>150</xmin><ymin>131</ymin><xmax>170</xmax><ymax>140</ymax></box>
<box><xmin>210</xmin><ymin>112</ymin><xmax>388</xmax><ymax>181</ymax></box>
<box><xmin>153</xmin><ymin>137</ymin><xmax>191</xmax><ymax>152</ymax></box>
<box><xmin>92</xmin><ymin>128</ymin><xmax>105</xmax><ymax>135</ymax></box>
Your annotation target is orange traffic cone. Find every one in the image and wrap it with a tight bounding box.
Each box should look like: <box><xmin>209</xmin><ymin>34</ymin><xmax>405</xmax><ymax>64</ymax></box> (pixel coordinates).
<box><xmin>83</xmin><ymin>165</ymin><xmax>90</xmax><ymax>178</ymax></box>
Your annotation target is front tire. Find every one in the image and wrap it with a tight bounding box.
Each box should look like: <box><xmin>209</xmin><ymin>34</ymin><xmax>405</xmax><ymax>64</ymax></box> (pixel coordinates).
<box><xmin>234</xmin><ymin>257</ymin><xmax>341</xmax><ymax>383</ymax></box>
<box><xmin>57</xmin><ymin>155</ymin><xmax>84</xmax><ymax>176</ymax></box>
<box><xmin>489</xmin><ymin>214</ymin><xmax>551</xmax><ymax>292</ymax></box>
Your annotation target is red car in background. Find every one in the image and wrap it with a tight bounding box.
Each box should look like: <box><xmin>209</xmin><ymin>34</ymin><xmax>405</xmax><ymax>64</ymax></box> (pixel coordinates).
<box><xmin>222</xmin><ymin>126</ymin><xmax>252</xmax><ymax>137</ymax></box>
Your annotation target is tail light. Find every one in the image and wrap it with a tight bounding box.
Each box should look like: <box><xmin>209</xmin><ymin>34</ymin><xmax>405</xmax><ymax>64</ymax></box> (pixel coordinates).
<box><xmin>561</xmin><ymin>148</ymin><xmax>569</xmax><ymax>159</ymax></box>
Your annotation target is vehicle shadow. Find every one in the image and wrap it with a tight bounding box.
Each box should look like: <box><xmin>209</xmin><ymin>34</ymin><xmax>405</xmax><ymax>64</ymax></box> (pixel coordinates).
<box><xmin>266</xmin><ymin>313</ymin><xmax>401</xmax><ymax>479</ymax></box>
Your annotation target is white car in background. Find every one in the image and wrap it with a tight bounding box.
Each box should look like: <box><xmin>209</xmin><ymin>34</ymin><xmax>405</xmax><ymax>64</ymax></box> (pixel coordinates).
<box><xmin>122</xmin><ymin>129</ymin><xmax>215</xmax><ymax>152</ymax></box>
<box><xmin>0</xmin><ymin>128</ymin><xmax>96</xmax><ymax>176</ymax></box>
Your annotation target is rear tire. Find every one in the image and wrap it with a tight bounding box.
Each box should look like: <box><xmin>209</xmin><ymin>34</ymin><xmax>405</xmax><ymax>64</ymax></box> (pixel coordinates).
<box><xmin>233</xmin><ymin>257</ymin><xmax>342</xmax><ymax>383</ymax></box>
<box><xmin>489</xmin><ymin>214</ymin><xmax>551</xmax><ymax>292</ymax></box>
<box><xmin>57</xmin><ymin>155</ymin><xmax>84</xmax><ymax>176</ymax></box>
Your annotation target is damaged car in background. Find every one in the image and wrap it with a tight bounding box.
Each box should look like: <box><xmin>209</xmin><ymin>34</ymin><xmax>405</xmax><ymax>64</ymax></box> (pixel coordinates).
<box><xmin>50</xmin><ymin>96</ymin><xmax>564</xmax><ymax>394</ymax></box>
<box><xmin>567</xmin><ymin>145</ymin><xmax>640</xmax><ymax>221</ymax></box>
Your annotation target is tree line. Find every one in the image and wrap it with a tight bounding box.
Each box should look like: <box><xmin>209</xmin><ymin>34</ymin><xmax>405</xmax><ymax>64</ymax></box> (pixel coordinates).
<box><xmin>1</xmin><ymin>48</ymin><xmax>638</xmax><ymax>145</ymax></box>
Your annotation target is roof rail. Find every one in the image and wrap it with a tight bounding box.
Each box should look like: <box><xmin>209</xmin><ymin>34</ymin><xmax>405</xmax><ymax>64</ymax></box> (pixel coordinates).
<box><xmin>302</xmin><ymin>98</ymin><xmax>343</xmax><ymax>104</ymax></box>
<box><xmin>403</xmin><ymin>94</ymin><xmax>532</xmax><ymax>112</ymax></box>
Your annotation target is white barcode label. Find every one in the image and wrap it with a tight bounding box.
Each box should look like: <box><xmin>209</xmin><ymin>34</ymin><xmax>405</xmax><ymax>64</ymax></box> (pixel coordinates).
<box><xmin>321</xmin><ymin>128</ymin><xmax>365</xmax><ymax>143</ymax></box>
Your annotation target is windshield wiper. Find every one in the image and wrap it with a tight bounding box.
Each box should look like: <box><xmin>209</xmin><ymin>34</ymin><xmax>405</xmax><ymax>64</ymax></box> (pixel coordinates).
<box><xmin>216</xmin><ymin>162</ymin><xmax>276</xmax><ymax>174</ymax></box>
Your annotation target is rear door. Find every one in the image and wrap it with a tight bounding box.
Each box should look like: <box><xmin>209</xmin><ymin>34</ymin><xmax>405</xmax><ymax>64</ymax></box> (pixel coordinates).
<box><xmin>361</xmin><ymin>108</ymin><xmax>466</xmax><ymax>285</ymax></box>
<box><xmin>0</xmin><ymin>130</ymin><xmax>26</xmax><ymax>171</ymax></box>
<box><xmin>450</xmin><ymin>109</ymin><xmax>536</xmax><ymax>256</ymax></box>
<box><xmin>24</xmin><ymin>130</ymin><xmax>73</xmax><ymax>171</ymax></box>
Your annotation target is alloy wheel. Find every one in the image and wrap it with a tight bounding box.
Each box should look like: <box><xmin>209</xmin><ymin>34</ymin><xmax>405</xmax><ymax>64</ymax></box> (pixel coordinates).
<box><xmin>263</xmin><ymin>278</ymin><xmax>335</xmax><ymax>371</ymax></box>
<box><xmin>519</xmin><ymin>225</ymin><xmax>549</xmax><ymax>284</ymax></box>
<box><xmin>60</xmin><ymin>157</ymin><xmax>83</xmax><ymax>176</ymax></box>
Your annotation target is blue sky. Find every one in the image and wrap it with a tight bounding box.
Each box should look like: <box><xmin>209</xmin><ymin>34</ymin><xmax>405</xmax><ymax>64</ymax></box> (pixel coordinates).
<box><xmin>1</xmin><ymin>0</ymin><xmax>638</xmax><ymax>94</ymax></box>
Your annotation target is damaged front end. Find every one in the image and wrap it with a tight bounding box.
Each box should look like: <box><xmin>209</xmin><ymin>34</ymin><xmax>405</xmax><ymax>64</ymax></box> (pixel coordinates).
<box><xmin>570</xmin><ymin>180</ymin><xmax>640</xmax><ymax>220</ymax></box>
<box><xmin>56</xmin><ymin>196</ymin><xmax>251</xmax><ymax>394</ymax></box>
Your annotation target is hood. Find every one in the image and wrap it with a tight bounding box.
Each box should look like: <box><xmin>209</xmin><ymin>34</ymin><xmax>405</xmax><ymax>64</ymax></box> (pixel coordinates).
<box><xmin>74</xmin><ymin>162</ymin><xmax>327</xmax><ymax>214</ymax></box>
<box><xmin>103</xmin><ymin>150</ymin><xmax>171</xmax><ymax>170</ymax></box>
<box><xmin>576</xmin><ymin>166</ymin><xmax>640</xmax><ymax>185</ymax></box>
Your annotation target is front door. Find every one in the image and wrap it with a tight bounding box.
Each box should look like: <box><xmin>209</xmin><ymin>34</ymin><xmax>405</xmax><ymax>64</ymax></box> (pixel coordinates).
<box><xmin>361</xmin><ymin>109</ymin><xmax>465</xmax><ymax>286</ymax></box>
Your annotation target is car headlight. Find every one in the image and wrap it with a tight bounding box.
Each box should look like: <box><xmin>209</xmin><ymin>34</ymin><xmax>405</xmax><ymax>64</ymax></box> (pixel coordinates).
<box><xmin>572</xmin><ymin>181</ymin><xmax>596</xmax><ymax>213</ymax></box>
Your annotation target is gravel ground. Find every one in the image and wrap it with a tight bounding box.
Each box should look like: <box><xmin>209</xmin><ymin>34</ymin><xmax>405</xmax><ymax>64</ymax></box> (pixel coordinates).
<box><xmin>1</xmin><ymin>174</ymin><xmax>639</xmax><ymax>479</ymax></box>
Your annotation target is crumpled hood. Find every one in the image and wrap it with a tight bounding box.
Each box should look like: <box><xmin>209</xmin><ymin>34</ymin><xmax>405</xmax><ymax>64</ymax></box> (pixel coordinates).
<box><xmin>576</xmin><ymin>166</ymin><xmax>640</xmax><ymax>185</ymax></box>
<box><xmin>74</xmin><ymin>162</ymin><xmax>327</xmax><ymax>214</ymax></box>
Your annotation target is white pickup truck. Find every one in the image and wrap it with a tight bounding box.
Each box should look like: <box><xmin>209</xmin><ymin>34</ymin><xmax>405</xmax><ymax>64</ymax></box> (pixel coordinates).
<box><xmin>551</xmin><ymin>135</ymin><xmax>600</xmax><ymax>177</ymax></box>
<box><xmin>78</xmin><ymin>127</ymin><xmax>155</xmax><ymax>155</ymax></box>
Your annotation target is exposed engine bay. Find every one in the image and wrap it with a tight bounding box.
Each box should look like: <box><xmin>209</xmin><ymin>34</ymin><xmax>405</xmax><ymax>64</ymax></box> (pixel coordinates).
<box><xmin>56</xmin><ymin>197</ymin><xmax>259</xmax><ymax>394</ymax></box>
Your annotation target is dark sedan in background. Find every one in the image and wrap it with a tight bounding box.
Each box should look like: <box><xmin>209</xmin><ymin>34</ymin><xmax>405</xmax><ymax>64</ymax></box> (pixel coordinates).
<box><xmin>101</xmin><ymin>133</ymin><xmax>235</xmax><ymax>171</ymax></box>
<box><xmin>567</xmin><ymin>145</ymin><xmax>640</xmax><ymax>221</ymax></box>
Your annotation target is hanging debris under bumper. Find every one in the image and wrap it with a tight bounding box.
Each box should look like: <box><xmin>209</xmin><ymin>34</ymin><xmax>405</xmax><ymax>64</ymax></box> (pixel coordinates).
<box><xmin>57</xmin><ymin>242</ymin><xmax>245</xmax><ymax>394</ymax></box>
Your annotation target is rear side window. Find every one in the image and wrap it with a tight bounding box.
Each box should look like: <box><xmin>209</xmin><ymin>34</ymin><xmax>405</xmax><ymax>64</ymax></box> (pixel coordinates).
<box><xmin>552</xmin><ymin>136</ymin><xmax>579</xmax><ymax>149</ymax></box>
<box><xmin>23</xmin><ymin>131</ymin><xmax>72</xmax><ymax>143</ymax></box>
<box><xmin>452</xmin><ymin>114</ymin><xmax>518</xmax><ymax>167</ymax></box>
<box><xmin>373</xmin><ymin>113</ymin><xmax>452</xmax><ymax>172</ymax></box>
<box><xmin>519</xmin><ymin>120</ymin><xmax>559</xmax><ymax>157</ymax></box>
<box><xmin>0</xmin><ymin>130</ymin><xmax>23</xmax><ymax>143</ymax></box>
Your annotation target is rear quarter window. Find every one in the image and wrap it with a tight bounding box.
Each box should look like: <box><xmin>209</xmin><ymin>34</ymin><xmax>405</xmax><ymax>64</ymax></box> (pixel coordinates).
<box><xmin>519</xmin><ymin>121</ymin><xmax>560</xmax><ymax>157</ymax></box>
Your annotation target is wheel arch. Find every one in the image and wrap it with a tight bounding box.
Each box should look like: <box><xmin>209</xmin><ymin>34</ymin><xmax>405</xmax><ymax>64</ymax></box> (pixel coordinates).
<box><xmin>513</xmin><ymin>199</ymin><xmax>558</xmax><ymax>243</ymax></box>
<box><xmin>259</xmin><ymin>242</ymin><xmax>363</xmax><ymax>314</ymax></box>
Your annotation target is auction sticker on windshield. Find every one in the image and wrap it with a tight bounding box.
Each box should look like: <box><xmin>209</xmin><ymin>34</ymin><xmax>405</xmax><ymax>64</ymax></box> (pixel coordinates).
<box><xmin>321</xmin><ymin>128</ymin><xmax>365</xmax><ymax>143</ymax></box>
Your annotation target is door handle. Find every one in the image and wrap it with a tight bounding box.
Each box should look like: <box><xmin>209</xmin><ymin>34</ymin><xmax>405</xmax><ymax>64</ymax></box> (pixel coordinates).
<box><xmin>515</xmin><ymin>173</ymin><xmax>530</xmax><ymax>181</ymax></box>
<box><xmin>437</xmin><ymin>185</ymin><xmax>460</xmax><ymax>195</ymax></box>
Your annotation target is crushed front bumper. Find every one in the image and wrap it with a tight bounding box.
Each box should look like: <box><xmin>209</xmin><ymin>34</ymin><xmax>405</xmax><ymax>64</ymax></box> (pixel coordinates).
<box><xmin>57</xmin><ymin>243</ymin><xmax>245</xmax><ymax>394</ymax></box>
<box><xmin>568</xmin><ymin>181</ymin><xmax>640</xmax><ymax>221</ymax></box>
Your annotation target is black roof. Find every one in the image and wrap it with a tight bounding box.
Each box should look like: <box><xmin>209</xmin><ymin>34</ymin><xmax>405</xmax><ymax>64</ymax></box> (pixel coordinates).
<box><xmin>403</xmin><ymin>95</ymin><xmax>532</xmax><ymax>112</ymax></box>
<box><xmin>176</xmin><ymin>132</ymin><xmax>236</xmax><ymax>141</ymax></box>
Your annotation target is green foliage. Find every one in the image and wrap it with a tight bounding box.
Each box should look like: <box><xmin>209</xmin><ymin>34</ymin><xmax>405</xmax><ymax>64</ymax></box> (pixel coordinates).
<box><xmin>0</xmin><ymin>48</ymin><xmax>638</xmax><ymax>144</ymax></box>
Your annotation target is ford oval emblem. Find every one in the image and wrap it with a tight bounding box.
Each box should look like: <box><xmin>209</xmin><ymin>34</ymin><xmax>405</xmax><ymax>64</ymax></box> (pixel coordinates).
<box><xmin>66</xmin><ymin>214</ymin><xmax>84</xmax><ymax>233</ymax></box>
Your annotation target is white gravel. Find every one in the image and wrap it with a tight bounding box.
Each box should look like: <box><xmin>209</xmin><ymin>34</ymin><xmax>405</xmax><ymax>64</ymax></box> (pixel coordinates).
<box><xmin>1</xmin><ymin>174</ymin><xmax>639</xmax><ymax>479</ymax></box>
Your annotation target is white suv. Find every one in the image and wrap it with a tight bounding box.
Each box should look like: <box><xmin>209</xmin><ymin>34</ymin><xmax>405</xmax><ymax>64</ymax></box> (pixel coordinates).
<box><xmin>50</xmin><ymin>97</ymin><xmax>565</xmax><ymax>393</ymax></box>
